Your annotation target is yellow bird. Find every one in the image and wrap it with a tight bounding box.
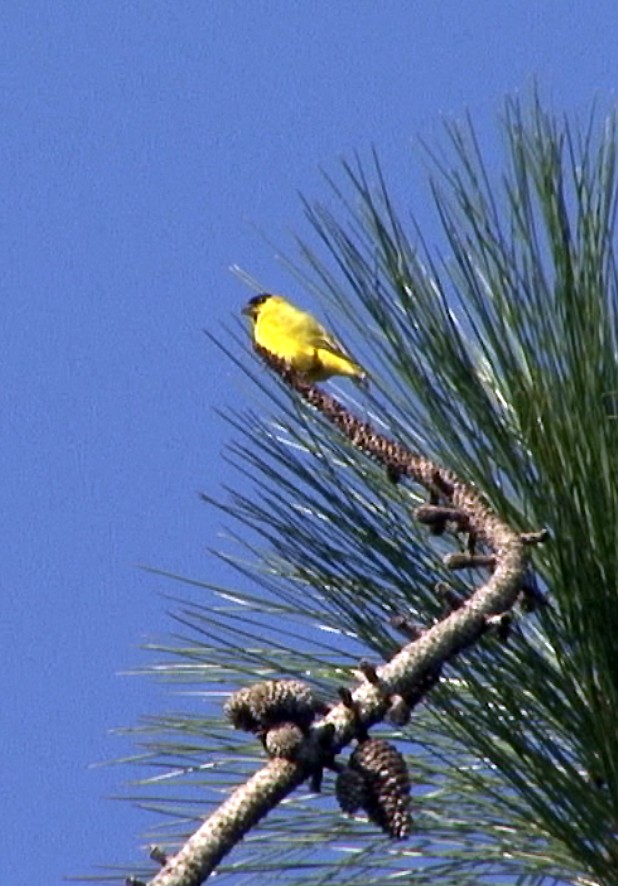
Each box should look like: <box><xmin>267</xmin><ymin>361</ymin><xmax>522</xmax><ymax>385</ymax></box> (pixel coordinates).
<box><xmin>242</xmin><ymin>293</ymin><xmax>367</xmax><ymax>385</ymax></box>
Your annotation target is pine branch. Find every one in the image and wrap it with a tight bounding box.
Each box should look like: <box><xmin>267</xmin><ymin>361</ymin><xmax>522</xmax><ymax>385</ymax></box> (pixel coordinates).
<box><xmin>136</xmin><ymin>353</ymin><xmax>544</xmax><ymax>886</ymax></box>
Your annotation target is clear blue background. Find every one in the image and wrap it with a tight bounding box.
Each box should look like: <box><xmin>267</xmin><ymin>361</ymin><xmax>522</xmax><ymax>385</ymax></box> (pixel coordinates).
<box><xmin>3</xmin><ymin>3</ymin><xmax>616</xmax><ymax>883</ymax></box>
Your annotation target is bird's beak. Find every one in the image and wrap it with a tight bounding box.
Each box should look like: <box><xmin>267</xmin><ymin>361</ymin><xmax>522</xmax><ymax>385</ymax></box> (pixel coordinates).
<box><xmin>241</xmin><ymin>303</ymin><xmax>254</xmax><ymax>318</ymax></box>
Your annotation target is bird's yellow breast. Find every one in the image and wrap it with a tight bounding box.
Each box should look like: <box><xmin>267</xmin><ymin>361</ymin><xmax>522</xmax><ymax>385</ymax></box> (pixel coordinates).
<box><xmin>252</xmin><ymin>299</ymin><xmax>316</xmax><ymax>373</ymax></box>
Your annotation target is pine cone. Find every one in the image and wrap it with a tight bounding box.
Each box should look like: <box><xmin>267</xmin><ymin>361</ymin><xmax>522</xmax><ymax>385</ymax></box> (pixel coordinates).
<box><xmin>349</xmin><ymin>738</ymin><xmax>412</xmax><ymax>839</ymax></box>
<box><xmin>225</xmin><ymin>679</ymin><xmax>319</xmax><ymax>734</ymax></box>
<box><xmin>264</xmin><ymin>722</ymin><xmax>305</xmax><ymax>759</ymax></box>
<box><xmin>335</xmin><ymin>767</ymin><xmax>369</xmax><ymax>814</ymax></box>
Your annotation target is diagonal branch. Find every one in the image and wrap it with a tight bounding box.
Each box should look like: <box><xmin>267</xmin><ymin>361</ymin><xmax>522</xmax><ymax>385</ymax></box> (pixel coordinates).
<box><xmin>139</xmin><ymin>352</ymin><xmax>544</xmax><ymax>886</ymax></box>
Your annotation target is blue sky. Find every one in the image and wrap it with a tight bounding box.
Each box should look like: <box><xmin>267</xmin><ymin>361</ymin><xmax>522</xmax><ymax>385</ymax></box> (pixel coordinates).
<box><xmin>3</xmin><ymin>3</ymin><xmax>617</xmax><ymax>883</ymax></box>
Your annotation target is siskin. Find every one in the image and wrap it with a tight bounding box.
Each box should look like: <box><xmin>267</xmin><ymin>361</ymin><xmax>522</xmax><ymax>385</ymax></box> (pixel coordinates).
<box><xmin>242</xmin><ymin>293</ymin><xmax>367</xmax><ymax>385</ymax></box>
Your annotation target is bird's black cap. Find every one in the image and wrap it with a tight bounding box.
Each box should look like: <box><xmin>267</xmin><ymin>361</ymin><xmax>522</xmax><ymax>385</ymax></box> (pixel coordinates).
<box><xmin>241</xmin><ymin>293</ymin><xmax>272</xmax><ymax>317</ymax></box>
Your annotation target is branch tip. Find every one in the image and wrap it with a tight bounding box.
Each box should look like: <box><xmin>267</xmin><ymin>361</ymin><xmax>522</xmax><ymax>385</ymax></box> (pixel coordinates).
<box><xmin>149</xmin><ymin>846</ymin><xmax>169</xmax><ymax>867</ymax></box>
<box><xmin>520</xmin><ymin>527</ymin><xmax>550</xmax><ymax>545</ymax></box>
<box><xmin>444</xmin><ymin>551</ymin><xmax>497</xmax><ymax>571</ymax></box>
<box><xmin>389</xmin><ymin>614</ymin><xmax>425</xmax><ymax>640</ymax></box>
<box><xmin>358</xmin><ymin>659</ymin><xmax>381</xmax><ymax>685</ymax></box>
<box><xmin>435</xmin><ymin>581</ymin><xmax>466</xmax><ymax>613</ymax></box>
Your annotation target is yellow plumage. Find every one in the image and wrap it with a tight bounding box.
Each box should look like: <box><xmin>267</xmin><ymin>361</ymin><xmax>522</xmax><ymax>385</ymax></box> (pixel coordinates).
<box><xmin>242</xmin><ymin>293</ymin><xmax>367</xmax><ymax>385</ymax></box>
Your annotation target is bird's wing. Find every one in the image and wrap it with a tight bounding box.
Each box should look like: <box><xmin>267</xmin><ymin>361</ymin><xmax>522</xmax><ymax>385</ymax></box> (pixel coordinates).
<box><xmin>273</xmin><ymin>300</ymin><xmax>363</xmax><ymax>369</ymax></box>
<box><xmin>313</xmin><ymin>323</ymin><xmax>366</xmax><ymax>369</ymax></box>
<box><xmin>292</xmin><ymin>311</ymin><xmax>352</xmax><ymax>359</ymax></box>
<box><xmin>315</xmin><ymin>332</ymin><xmax>355</xmax><ymax>360</ymax></box>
